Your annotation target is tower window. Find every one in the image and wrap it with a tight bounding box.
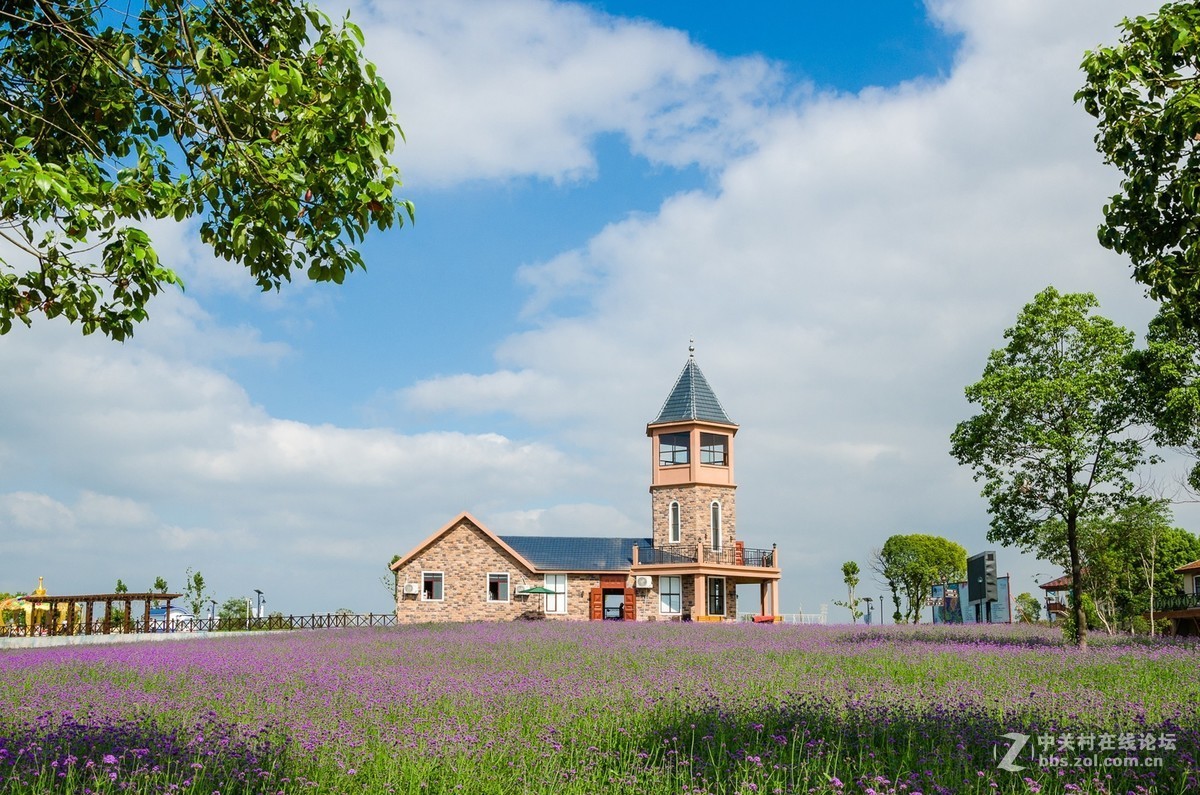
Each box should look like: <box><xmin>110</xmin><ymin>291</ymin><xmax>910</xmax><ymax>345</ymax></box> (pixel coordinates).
<box><xmin>659</xmin><ymin>432</ymin><xmax>690</xmax><ymax>466</ymax></box>
<box><xmin>711</xmin><ymin>501</ymin><xmax>722</xmax><ymax>550</ymax></box>
<box><xmin>669</xmin><ymin>501</ymin><xmax>681</xmax><ymax>544</ymax></box>
<box><xmin>700</xmin><ymin>433</ymin><xmax>728</xmax><ymax>466</ymax></box>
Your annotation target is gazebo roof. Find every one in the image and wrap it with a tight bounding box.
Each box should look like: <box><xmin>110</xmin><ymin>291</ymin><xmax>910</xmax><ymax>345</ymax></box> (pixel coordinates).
<box><xmin>1037</xmin><ymin>574</ymin><xmax>1073</xmax><ymax>591</ymax></box>
<box><xmin>22</xmin><ymin>592</ymin><xmax>182</xmax><ymax>603</ymax></box>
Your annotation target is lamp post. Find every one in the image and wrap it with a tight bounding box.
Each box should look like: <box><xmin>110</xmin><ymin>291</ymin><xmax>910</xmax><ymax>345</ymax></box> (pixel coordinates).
<box><xmin>254</xmin><ymin>589</ymin><xmax>263</xmax><ymax>621</ymax></box>
<box><xmin>207</xmin><ymin>598</ymin><xmax>217</xmax><ymax>624</ymax></box>
<box><xmin>862</xmin><ymin>596</ymin><xmax>873</xmax><ymax>626</ymax></box>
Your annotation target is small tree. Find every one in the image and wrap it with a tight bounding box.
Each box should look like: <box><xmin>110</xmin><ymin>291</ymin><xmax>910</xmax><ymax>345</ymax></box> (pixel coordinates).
<box><xmin>833</xmin><ymin>561</ymin><xmax>863</xmax><ymax>624</ymax></box>
<box><xmin>950</xmin><ymin>288</ymin><xmax>1152</xmax><ymax>649</ymax></box>
<box><xmin>149</xmin><ymin>576</ymin><xmax>168</xmax><ymax>608</ymax></box>
<box><xmin>182</xmin><ymin>568</ymin><xmax>210</xmax><ymax>616</ymax></box>
<box><xmin>1014</xmin><ymin>592</ymin><xmax>1042</xmax><ymax>623</ymax></box>
<box><xmin>217</xmin><ymin>596</ymin><xmax>249</xmax><ymax>630</ymax></box>
<box><xmin>873</xmin><ymin>535</ymin><xmax>967</xmax><ymax>623</ymax></box>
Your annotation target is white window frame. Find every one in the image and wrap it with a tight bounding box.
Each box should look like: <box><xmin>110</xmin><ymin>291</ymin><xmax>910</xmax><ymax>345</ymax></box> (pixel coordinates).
<box><xmin>422</xmin><ymin>571</ymin><xmax>444</xmax><ymax>602</ymax></box>
<box><xmin>710</xmin><ymin>500</ymin><xmax>722</xmax><ymax>551</ymax></box>
<box><xmin>544</xmin><ymin>574</ymin><xmax>567</xmax><ymax>614</ymax></box>
<box><xmin>659</xmin><ymin>575</ymin><xmax>682</xmax><ymax>615</ymax></box>
<box><xmin>668</xmin><ymin>501</ymin><xmax>681</xmax><ymax>544</ymax></box>
<box><xmin>487</xmin><ymin>572</ymin><xmax>510</xmax><ymax>603</ymax></box>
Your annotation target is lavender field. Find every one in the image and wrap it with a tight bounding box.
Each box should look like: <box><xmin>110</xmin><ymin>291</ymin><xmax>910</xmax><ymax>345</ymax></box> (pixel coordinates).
<box><xmin>0</xmin><ymin>623</ymin><xmax>1196</xmax><ymax>795</ymax></box>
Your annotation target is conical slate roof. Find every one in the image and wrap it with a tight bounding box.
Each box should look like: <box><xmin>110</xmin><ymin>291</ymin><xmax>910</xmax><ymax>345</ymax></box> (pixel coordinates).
<box><xmin>651</xmin><ymin>356</ymin><xmax>734</xmax><ymax>425</ymax></box>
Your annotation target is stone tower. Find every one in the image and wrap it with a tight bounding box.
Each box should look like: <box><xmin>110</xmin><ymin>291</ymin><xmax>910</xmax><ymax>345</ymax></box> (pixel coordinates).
<box><xmin>646</xmin><ymin>348</ymin><xmax>738</xmax><ymax>555</ymax></box>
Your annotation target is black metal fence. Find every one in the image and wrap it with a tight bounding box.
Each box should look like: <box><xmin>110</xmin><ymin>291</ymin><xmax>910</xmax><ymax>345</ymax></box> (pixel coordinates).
<box><xmin>1</xmin><ymin>613</ymin><xmax>397</xmax><ymax>637</ymax></box>
<box><xmin>638</xmin><ymin>546</ymin><xmax>697</xmax><ymax>565</ymax></box>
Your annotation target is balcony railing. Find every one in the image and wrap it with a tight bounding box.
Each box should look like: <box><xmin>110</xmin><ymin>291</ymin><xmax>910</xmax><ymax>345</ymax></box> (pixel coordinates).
<box><xmin>636</xmin><ymin>544</ymin><xmax>778</xmax><ymax>568</ymax></box>
<box><xmin>709</xmin><ymin>546</ymin><xmax>776</xmax><ymax>567</ymax></box>
<box><xmin>638</xmin><ymin>546</ymin><xmax>697</xmax><ymax>565</ymax></box>
<box><xmin>1156</xmin><ymin>592</ymin><xmax>1200</xmax><ymax>612</ymax></box>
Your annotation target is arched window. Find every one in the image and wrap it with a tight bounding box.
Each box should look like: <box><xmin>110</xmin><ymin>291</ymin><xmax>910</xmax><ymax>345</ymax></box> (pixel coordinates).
<box><xmin>669</xmin><ymin>501</ymin><xmax>681</xmax><ymax>544</ymax></box>
<box><xmin>710</xmin><ymin>501</ymin><xmax>722</xmax><ymax>550</ymax></box>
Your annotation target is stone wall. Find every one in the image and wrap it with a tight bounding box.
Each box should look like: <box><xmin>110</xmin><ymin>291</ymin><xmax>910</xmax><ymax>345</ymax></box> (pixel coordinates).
<box><xmin>395</xmin><ymin>519</ymin><xmax>542</xmax><ymax>623</ymax></box>
<box><xmin>650</xmin><ymin>484</ymin><xmax>737</xmax><ymax>553</ymax></box>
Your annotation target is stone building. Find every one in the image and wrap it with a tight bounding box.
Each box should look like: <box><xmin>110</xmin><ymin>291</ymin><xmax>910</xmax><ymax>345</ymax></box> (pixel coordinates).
<box><xmin>390</xmin><ymin>352</ymin><xmax>782</xmax><ymax>622</ymax></box>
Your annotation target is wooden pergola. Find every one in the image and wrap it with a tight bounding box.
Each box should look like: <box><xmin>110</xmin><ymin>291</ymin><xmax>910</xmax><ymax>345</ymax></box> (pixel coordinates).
<box><xmin>21</xmin><ymin>591</ymin><xmax>183</xmax><ymax>636</ymax></box>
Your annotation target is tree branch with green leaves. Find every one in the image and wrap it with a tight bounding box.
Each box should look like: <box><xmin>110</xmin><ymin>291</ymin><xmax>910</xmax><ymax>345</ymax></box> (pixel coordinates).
<box><xmin>0</xmin><ymin>0</ymin><xmax>413</xmax><ymax>339</ymax></box>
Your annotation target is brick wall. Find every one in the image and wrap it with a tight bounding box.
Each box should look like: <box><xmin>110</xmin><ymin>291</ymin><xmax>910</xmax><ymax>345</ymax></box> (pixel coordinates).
<box><xmin>650</xmin><ymin>484</ymin><xmax>737</xmax><ymax>553</ymax></box>
<box><xmin>395</xmin><ymin>519</ymin><xmax>542</xmax><ymax>623</ymax></box>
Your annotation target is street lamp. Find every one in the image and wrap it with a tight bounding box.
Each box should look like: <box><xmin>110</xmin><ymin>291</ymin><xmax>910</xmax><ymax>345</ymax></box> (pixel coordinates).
<box><xmin>207</xmin><ymin>598</ymin><xmax>217</xmax><ymax>623</ymax></box>
<box><xmin>863</xmin><ymin>597</ymin><xmax>873</xmax><ymax>626</ymax></box>
<box><xmin>254</xmin><ymin>589</ymin><xmax>264</xmax><ymax>620</ymax></box>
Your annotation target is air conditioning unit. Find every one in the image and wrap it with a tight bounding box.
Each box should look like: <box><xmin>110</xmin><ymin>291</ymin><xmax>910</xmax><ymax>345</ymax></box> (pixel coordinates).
<box><xmin>402</xmin><ymin>583</ymin><xmax>420</xmax><ymax>595</ymax></box>
<box><xmin>634</xmin><ymin>575</ymin><xmax>653</xmax><ymax>589</ymax></box>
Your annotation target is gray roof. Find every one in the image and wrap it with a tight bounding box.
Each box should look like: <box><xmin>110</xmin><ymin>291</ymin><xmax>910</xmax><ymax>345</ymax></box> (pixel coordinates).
<box><xmin>652</xmin><ymin>357</ymin><xmax>734</xmax><ymax>425</ymax></box>
<box><xmin>500</xmin><ymin>536</ymin><xmax>652</xmax><ymax>571</ymax></box>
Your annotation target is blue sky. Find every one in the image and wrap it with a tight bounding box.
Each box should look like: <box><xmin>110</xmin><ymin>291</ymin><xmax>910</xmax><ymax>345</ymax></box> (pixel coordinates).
<box><xmin>1</xmin><ymin>0</ymin><xmax>1183</xmax><ymax>619</ymax></box>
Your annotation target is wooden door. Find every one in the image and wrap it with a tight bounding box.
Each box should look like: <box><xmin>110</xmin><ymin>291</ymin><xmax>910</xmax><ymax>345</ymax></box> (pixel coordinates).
<box><xmin>623</xmin><ymin>588</ymin><xmax>636</xmax><ymax>622</ymax></box>
<box><xmin>735</xmin><ymin>541</ymin><xmax>745</xmax><ymax>566</ymax></box>
<box><xmin>589</xmin><ymin>588</ymin><xmax>603</xmax><ymax>620</ymax></box>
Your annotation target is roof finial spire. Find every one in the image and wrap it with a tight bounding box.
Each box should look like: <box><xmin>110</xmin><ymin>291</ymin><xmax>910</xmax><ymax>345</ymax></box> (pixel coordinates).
<box><xmin>688</xmin><ymin>338</ymin><xmax>695</xmax><ymax>358</ymax></box>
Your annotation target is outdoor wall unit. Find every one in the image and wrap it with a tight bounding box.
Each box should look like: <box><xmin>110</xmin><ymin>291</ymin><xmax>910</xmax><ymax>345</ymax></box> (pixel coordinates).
<box><xmin>402</xmin><ymin>583</ymin><xmax>420</xmax><ymax>595</ymax></box>
<box><xmin>634</xmin><ymin>575</ymin><xmax>653</xmax><ymax>589</ymax></box>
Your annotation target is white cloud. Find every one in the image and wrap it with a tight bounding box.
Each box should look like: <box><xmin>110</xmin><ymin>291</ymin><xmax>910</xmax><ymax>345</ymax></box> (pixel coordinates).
<box><xmin>488</xmin><ymin>503</ymin><xmax>642</xmax><ymax>538</ymax></box>
<box><xmin>339</xmin><ymin>0</ymin><xmax>786</xmax><ymax>187</ymax></box>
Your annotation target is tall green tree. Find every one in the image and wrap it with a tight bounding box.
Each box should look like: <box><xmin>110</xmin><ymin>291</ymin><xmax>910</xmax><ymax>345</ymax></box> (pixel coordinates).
<box><xmin>950</xmin><ymin>287</ymin><xmax>1153</xmax><ymax>649</ymax></box>
<box><xmin>872</xmin><ymin>534</ymin><xmax>967</xmax><ymax>624</ymax></box>
<box><xmin>1077</xmin><ymin>3</ymin><xmax>1200</xmax><ymax>329</ymax></box>
<box><xmin>833</xmin><ymin>560</ymin><xmax>863</xmax><ymax>624</ymax></box>
<box><xmin>1132</xmin><ymin>307</ymin><xmax>1200</xmax><ymax>487</ymax></box>
<box><xmin>0</xmin><ymin>0</ymin><xmax>412</xmax><ymax>339</ymax></box>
